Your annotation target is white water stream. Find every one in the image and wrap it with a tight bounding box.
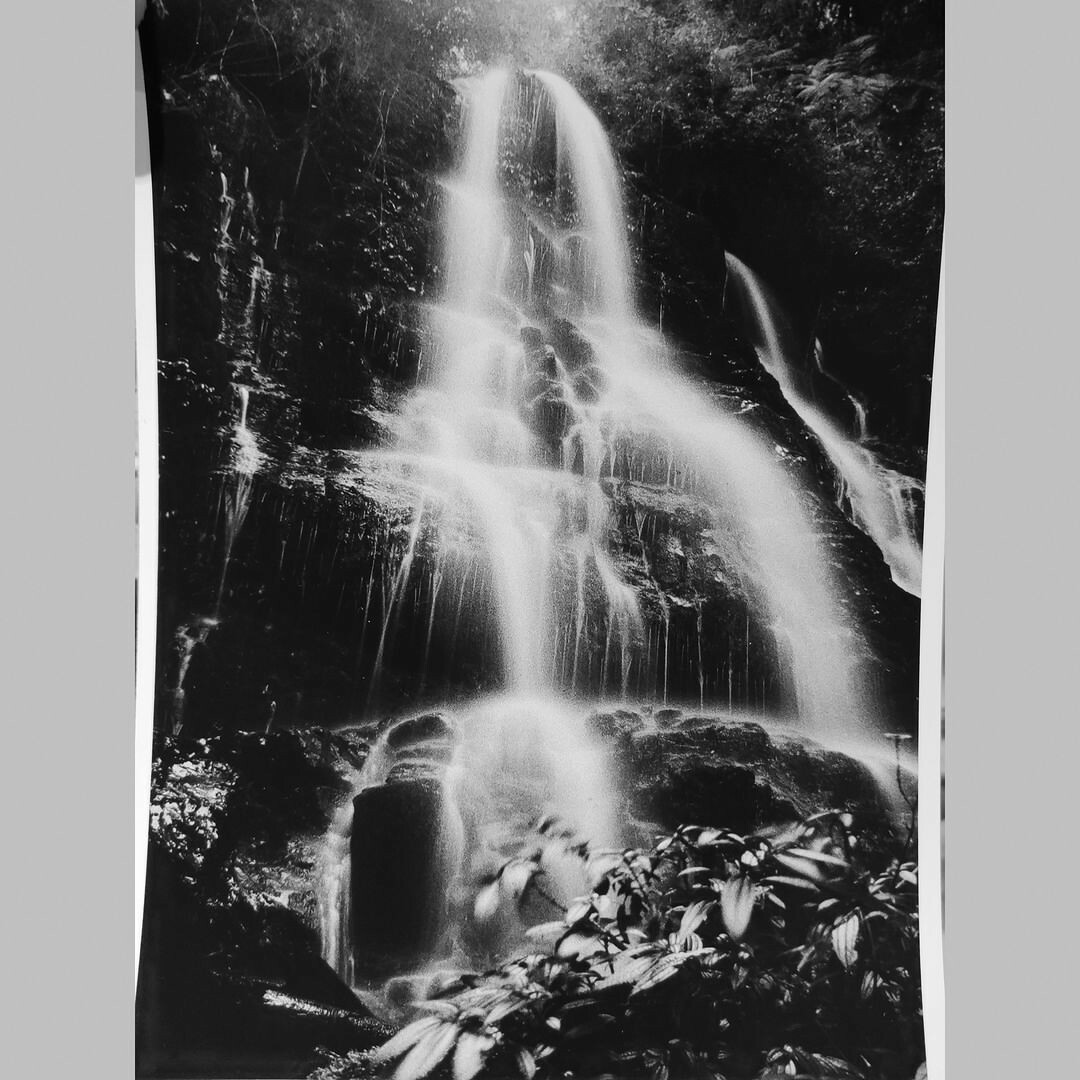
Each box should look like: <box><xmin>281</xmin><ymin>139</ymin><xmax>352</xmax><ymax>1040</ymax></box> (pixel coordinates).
<box><xmin>725</xmin><ymin>254</ymin><xmax>924</xmax><ymax>598</ymax></box>
<box><xmin>319</xmin><ymin>69</ymin><xmax>893</xmax><ymax>987</ymax></box>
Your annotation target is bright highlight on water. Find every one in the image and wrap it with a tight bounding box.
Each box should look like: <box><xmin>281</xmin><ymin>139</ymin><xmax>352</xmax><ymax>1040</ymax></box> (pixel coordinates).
<box><xmin>315</xmin><ymin>68</ymin><xmax>910</xmax><ymax>992</ymax></box>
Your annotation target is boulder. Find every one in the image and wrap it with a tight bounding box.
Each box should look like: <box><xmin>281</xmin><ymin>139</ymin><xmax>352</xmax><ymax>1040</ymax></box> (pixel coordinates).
<box><xmin>384</xmin><ymin>712</ymin><xmax>455</xmax><ymax>751</ymax></box>
<box><xmin>585</xmin><ymin>708</ymin><xmax>645</xmax><ymax>740</ymax></box>
<box><xmin>349</xmin><ymin>775</ymin><xmax>450</xmax><ymax>976</ymax></box>
<box><xmin>137</xmin><ymin>843</ymin><xmax>382</xmax><ymax>1080</ymax></box>
<box><xmin>594</xmin><ymin>711</ymin><xmax>895</xmax><ymax>838</ymax></box>
<box><xmin>634</xmin><ymin>760</ymin><xmax>788</xmax><ymax>836</ymax></box>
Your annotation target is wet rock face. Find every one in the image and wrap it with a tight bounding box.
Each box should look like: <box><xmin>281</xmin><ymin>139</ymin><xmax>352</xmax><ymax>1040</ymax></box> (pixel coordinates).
<box><xmin>384</xmin><ymin>712</ymin><xmax>456</xmax><ymax>751</ymax></box>
<box><xmin>588</xmin><ymin>707</ymin><xmax>893</xmax><ymax>838</ymax></box>
<box><xmin>349</xmin><ymin>774</ymin><xmax>449</xmax><ymax>977</ymax></box>
<box><xmin>139</xmin><ymin>729</ymin><xmax>383</xmax><ymax>1076</ymax></box>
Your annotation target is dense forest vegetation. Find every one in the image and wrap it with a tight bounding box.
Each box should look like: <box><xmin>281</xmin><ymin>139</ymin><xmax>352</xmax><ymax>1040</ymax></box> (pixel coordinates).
<box><xmin>145</xmin><ymin>0</ymin><xmax>942</xmax><ymax>439</ymax></box>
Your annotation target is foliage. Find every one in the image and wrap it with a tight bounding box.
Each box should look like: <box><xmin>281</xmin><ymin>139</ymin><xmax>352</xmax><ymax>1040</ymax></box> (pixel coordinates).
<box><xmin>149</xmin><ymin>744</ymin><xmax>235</xmax><ymax>886</ymax></box>
<box><xmin>147</xmin><ymin>0</ymin><xmax>942</xmax><ymax>443</ymax></box>
<box><xmin>369</xmin><ymin>812</ymin><xmax>923</xmax><ymax>1080</ymax></box>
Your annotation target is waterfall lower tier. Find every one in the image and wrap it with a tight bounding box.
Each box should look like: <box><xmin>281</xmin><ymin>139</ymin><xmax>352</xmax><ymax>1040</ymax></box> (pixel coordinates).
<box><xmin>316</xmin><ymin>698</ymin><xmax>915</xmax><ymax>996</ymax></box>
<box><xmin>319</xmin><ymin>697</ymin><xmax>622</xmax><ymax>988</ymax></box>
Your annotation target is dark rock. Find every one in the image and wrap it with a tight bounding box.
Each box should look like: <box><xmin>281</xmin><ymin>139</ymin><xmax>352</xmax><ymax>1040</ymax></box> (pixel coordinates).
<box><xmin>574</xmin><ymin>364</ymin><xmax>607</xmax><ymax>404</ymax></box>
<box><xmin>384</xmin><ymin>712</ymin><xmax>455</xmax><ymax>751</ymax></box>
<box><xmin>592</xmin><ymin>711</ymin><xmax>894</xmax><ymax>836</ymax></box>
<box><xmin>520</xmin><ymin>325</ymin><xmax>545</xmax><ymax>351</ymax></box>
<box><xmin>216</xmin><ymin>730</ymin><xmax>353</xmax><ymax>848</ymax></box>
<box><xmin>137</xmin><ymin>843</ymin><xmax>382</xmax><ymax>1080</ymax></box>
<box><xmin>549</xmin><ymin>317</ymin><xmax>595</xmax><ymax>371</ymax></box>
<box><xmin>633</xmin><ymin>762</ymin><xmax>775</xmax><ymax>835</ymax></box>
<box><xmin>585</xmin><ymin>708</ymin><xmax>645</xmax><ymax>740</ymax></box>
<box><xmin>383</xmin><ymin>759</ymin><xmax>446</xmax><ymax>785</ymax></box>
<box><xmin>389</xmin><ymin>739</ymin><xmax>456</xmax><ymax>767</ymax></box>
<box><xmin>349</xmin><ymin>777</ymin><xmax>450</xmax><ymax>976</ymax></box>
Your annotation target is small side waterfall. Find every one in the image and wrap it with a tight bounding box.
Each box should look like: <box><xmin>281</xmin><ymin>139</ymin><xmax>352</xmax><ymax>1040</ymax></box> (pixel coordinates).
<box><xmin>814</xmin><ymin>337</ymin><xmax>868</xmax><ymax>442</ymax></box>
<box><xmin>318</xmin><ymin>734</ymin><xmax>393</xmax><ymax>987</ymax></box>
<box><xmin>215</xmin><ymin>384</ymin><xmax>263</xmax><ymax>612</ymax></box>
<box><xmin>164</xmin><ymin>617</ymin><xmax>218</xmax><ymax>735</ymax></box>
<box><xmin>725</xmin><ymin>254</ymin><xmax>924</xmax><ymax>598</ymax></box>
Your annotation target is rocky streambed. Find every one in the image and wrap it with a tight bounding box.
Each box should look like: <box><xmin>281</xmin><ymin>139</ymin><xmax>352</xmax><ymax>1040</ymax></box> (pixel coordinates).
<box><xmin>137</xmin><ymin>707</ymin><xmax>907</xmax><ymax>1078</ymax></box>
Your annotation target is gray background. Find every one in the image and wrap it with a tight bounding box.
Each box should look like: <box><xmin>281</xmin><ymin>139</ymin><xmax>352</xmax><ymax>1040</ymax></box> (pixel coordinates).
<box><xmin>4</xmin><ymin>0</ymin><xmax>1076</xmax><ymax>1075</ymax></box>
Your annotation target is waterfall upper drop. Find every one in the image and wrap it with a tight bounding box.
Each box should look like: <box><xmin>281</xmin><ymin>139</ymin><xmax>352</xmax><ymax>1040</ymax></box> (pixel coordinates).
<box><xmin>724</xmin><ymin>254</ymin><xmax>925</xmax><ymax>598</ymax></box>
<box><xmin>366</xmin><ymin>68</ymin><xmax>874</xmax><ymax>736</ymax></box>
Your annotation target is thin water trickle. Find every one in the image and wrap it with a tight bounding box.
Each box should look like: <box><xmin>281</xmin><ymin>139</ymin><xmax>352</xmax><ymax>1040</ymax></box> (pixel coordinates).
<box><xmin>725</xmin><ymin>254</ymin><xmax>924</xmax><ymax>598</ymax></box>
<box><xmin>215</xmin><ymin>384</ymin><xmax>264</xmax><ymax>613</ymax></box>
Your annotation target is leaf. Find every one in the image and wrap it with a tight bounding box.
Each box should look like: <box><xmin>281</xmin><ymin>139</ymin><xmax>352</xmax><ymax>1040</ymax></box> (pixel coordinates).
<box><xmin>832</xmin><ymin>913</ymin><xmax>860</xmax><ymax>970</ymax></box>
<box><xmin>373</xmin><ymin>1017</ymin><xmax>444</xmax><ymax>1064</ymax></box>
<box><xmin>452</xmin><ymin>1032</ymin><xmax>494</xmax><ymax>1080</ymax></box>
<box><xmin>502</xmin><ymin>861</ymin><xmax>536</xmax><ymax>899</ymax></box>
<box><xmin>786</xmin><ymin>847</ymin><xmax>848</xmax><ymax>868</ymax></box>
<box><xmin>678</xmin><ymin>900</ymin><xmax>714</xmax><ymax>943</ymax></box>
<box><xmin>565</xmin><ymin>900</ymin><xmax>593</xmax><ymax>924</ymax></box>
<box><xmin>393</xmin><ymin>1022</ymin><xmax>459</xmax><ymax>1080</ymax></box>
<box><xmin>720</xmin><ymin>875</ymin><xmax>755</xmax><ymax>942</ymax></box>
<box><xmin>413</xmin><ymin>999</ymin><xmax>459</xmax><ymax>1019</ymax></box>
<box><xmin>515</xmin><ymin>1047</ymin><xmax>537</xmax><ymax>1080</ymax></box>
<box><xmin>474</xmin><ymin>882</ymin><xmax>501</xmax><ymax>922</ymax></box>
<box><xmin>487</xmin><ymin>996</ymin><xmax>530</xmax><ymax>1025</ymax></box>
<box><xmin>762</xmin><ymin>874</ymin><xmax>820</xmax><ymax>892</ymax></box>
<box><xmin>525</xmin><ymin>921</ymin><xmax>567</xmax><ymax>946</ymax></box>
<box><xmin>555</xmin><ymin>931</ymin><xmax>604</xmax><ymax>959</ymax></box>
<box><xmin>630</xmin><ymin>952</ymin><xmax>690</xmax><ymax>996</ymax></box>
<box><xmin>773</xmin><ymin>853</ymin><xmax>825</xmax><ymax>881</ymax></box>
<box><xmin>595</xmin><ymin>943</ymin><xmax>663</xmax><ymax>989</ymax></box>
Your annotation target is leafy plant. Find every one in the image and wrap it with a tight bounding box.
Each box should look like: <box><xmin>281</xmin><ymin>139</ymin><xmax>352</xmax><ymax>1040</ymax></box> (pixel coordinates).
<box><xmin>370</xmin><ymin>811</ymin><xmax>923</xmax><ymax>1080</ymax></box>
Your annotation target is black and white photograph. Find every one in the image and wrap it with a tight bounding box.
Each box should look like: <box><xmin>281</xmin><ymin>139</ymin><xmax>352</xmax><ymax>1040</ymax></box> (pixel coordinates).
<box><xmin>134</xmin><ymin>3</ymin><xmax>945</xmax><ymax>1078</ymax></box>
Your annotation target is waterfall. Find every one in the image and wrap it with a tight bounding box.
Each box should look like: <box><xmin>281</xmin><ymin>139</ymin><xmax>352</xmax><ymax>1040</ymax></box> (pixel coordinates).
<box><xmin>725</xmin><ymin>254</ymin><xmax>924</xmax><ymax>598</ymax></box>
<box><xmin>360</xmin><ymin>69</ymin><xmax>871</xmax><ymax>734</ymax></box>
<box><xmin>320</xmin><ymin>68</ymin><xmax>889</xmax><ymax>990</ymax></box>
<box><xmin>531</xmin><ymin>71</ymin><xmax>869</xmax><ymax>735</ymax></box>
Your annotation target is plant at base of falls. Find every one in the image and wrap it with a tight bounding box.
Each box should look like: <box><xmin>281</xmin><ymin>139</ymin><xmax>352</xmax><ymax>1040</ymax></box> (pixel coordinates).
<box><xmin>371</xmin><ymin>812</ymin><xmax>922</xmax><ymax>1080</ymax></box>
<box><xmin>149</xmin><ymin>747</ymin><xmax>235</xmax><ymax>886</ymax></box>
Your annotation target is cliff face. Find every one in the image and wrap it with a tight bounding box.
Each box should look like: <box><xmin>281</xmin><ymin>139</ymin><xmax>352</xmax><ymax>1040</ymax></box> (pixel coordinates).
<box><xmin>146</xmin><ymin>1</ymin><xmax>932</xmax><ymax>742</ymax></box>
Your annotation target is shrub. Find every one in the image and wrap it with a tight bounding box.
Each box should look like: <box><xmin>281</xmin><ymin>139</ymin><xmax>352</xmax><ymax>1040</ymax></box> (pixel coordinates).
<box><xmin>370</xmin><ymin>811</ymin><xmax>923</xmax><ymax>1080</ymax></box>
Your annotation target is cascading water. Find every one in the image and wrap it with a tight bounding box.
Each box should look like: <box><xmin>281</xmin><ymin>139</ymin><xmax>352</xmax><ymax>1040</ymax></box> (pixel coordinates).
<box><xmin>814</xmin><ymin>337</ymin><xmax>868</xmax><ymax>442</ymax></box>
<box><xmin>724</xmin><ymin>254</ymin><xmax>925</xmax><ymax>598</ymax></box>
<box><xmin>319</xmin><ymin>68</ymin><xmax>887</xmax><ymax>992</ymax></box>
<box><xmin>164</xmin><ymin>617</ymin><xmax>218</xmax><ymax>735</ymax></box>
<box><xmin>215</xmin><ymin>384</ymin><xmax>263</xmax><ymax>612</ymax></box>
